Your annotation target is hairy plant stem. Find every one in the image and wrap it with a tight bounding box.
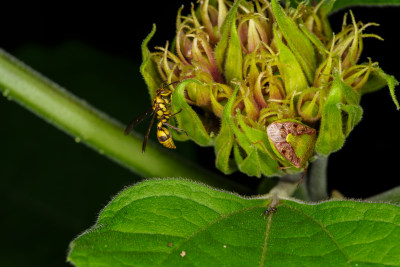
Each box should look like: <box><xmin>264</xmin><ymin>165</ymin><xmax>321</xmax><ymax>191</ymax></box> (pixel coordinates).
<box><xmin>307</xmin><ymin>156</ymin><xmax>329</xmax><ymax>201</ymax></box>
<box><xmin>367</xmin><ymin>186</ymin><xmax>400</xmax><ymax>204</ymax></box>
<box><xmin>263</xmin><ymin>173</ymin><xmax>303</xmax><ymax>199</ymax></box>
<box><xmin>260</xmin><ymin>156</ymin><xmax>329</xmax><ymax>201</ymax></box>
<box><xmin>0</xmin><ymin>49</ymin><xmax>251</xmax><ymax>194</ymax></box>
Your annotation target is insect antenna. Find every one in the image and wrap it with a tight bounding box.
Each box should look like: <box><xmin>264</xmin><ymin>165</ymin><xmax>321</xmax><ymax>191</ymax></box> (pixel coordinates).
<box><xmin>160</xmin><ymin>80</ymin><xmax>180</xmax><ymax>89</ymax></box>
<box><xmin>296</xmin><ymin>166</ymin><xmax>309</xmax><ymax>188</ymax></box>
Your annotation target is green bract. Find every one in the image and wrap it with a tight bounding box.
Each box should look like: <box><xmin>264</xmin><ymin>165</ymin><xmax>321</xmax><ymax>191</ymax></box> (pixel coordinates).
<box><xmin>141</xmin><ymin>0</ymin><xmax>398</xmax><ymax>177</ymax></box>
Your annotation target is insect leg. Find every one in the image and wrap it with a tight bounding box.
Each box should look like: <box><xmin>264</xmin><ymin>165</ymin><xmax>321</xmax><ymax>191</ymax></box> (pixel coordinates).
<box><xmin>162</xmin><ymin>122</ymin><xmax>188</xmax><ymax>136</ymax></box>
<box><xmin>296</xmin><ymin>165</ymin><xmax>309</xmax><ymax>188</ymax></box>
<box><xmin>160</xmin><ymin>80</ymin><xmax>180</xmax><ymax>89</ymax></box>
<box><xmin>170</xmin><ymin>109</ymin><xmax>183</xmax><ymax>117</ymax></box>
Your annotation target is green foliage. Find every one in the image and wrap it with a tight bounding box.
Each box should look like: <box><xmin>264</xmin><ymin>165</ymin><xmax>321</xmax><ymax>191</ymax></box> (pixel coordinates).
<box><xmin>329</xmin><ymin>0</ymin><xmax>400</xmax><ymax>13</ymax></box>
<box><xmin>172</xmin><ymin>79</ymin><xmax>214</xmax><ymax>146</ymax></box>
<box><xmin>215</xmin><ymin>86</ymin><xmax>283</xmax><ymax>177</ymax></box>
<box><xmin>140</xmin><ymin>24</ymin><xmax>162</xmax><ymax>100</ymax></box>
<box><xmin>273</xmin><ymin>25</ymin><xmax>308</xmax><ymax>95</ymax></box>
<box><xmin>214</xmin><ymin>0</ymin><xmax>243</xmax><ymax>83</ymax></box>
<box><xmin>359</xmin><ymin>67</ymin><xmax>399</xmax><ymax>109</ymax></box>
<box><xmin>316</xmin><ymin>75</ymin><xmax>363</xmax><ymax>155</ymax></box>
<box><xmin>376</xmin><ymin>68</ymin><xmax>400</xmax><ymax>110</ymax></box>
<box><xmin>69</xmin><ymin>179</ymin><xmax>400</xmax><ymax>267</ymax></box>
<box><xmin>214</xmin><ymin>85</ymin><xmax>238</xmax><ymax>174</ymax></box>
<box><xmin>1</xmin><ymin>1</ymin><xmax>400</xmax><ymax>266</ymax></box>
<box><xmin>272</xmin><ymin>0</ymin><xmax>316</xmax><ymax>84</ymax></box>
<box><xmin>237</xmin><ymin>115</ymin><xmax>282</xmax><ymax>176</ymax></box>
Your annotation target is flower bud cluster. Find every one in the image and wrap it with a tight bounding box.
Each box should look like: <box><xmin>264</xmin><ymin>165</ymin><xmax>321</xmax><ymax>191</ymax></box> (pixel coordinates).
<box><xmin>142</xmin><ymin>0</ymin><xmax>398</xmax><ymax>176</ymax></box>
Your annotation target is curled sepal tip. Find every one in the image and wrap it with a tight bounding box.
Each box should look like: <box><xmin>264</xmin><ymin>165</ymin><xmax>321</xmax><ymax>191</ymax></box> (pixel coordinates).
<box><xmin>316</xmin><ymin>75</ymin><xmax>363</xmax><ymax>155</ymax></box>
<box><xmin>140</xmin><ymin>24</ymin><xmax>162</xmax><ymax>100</ymax></box>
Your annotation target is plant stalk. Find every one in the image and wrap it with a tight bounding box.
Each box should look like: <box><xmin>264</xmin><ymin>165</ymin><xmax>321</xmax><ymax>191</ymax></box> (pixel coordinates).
<box><xmin>307</xmin><ymin>156</ymin><xmax>329</xmax><ymax>201</ymax></box>
<box><xmin>367</xmin><ymin>186</ymin><xmax>400</xmax><ymax>204</ymax></box>
<box><xmin>0</xmin><ymin>49</ymin><xmax>251</xmax><ymax>194</ymax></box>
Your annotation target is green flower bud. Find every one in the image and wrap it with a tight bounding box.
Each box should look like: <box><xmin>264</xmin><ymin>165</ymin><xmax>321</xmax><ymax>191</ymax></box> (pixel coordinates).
<box><xmin>139</xmin><ymin>0</ymin><xmax>399</xmax><ymax>177</ymax></box>
<box><xmin>237</xmin><ymin>3</ymin><xmax>270</xmax><ymax>54</ymax></box>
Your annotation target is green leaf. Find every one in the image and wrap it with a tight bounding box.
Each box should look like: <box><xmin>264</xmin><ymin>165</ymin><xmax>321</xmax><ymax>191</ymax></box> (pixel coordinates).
<box><xmin>337</xmin><ymin>103</ymin><xmax>363</xmax><ymax>136</ymax></box>
<box><xmin>337</xmin><ymin>80</ymin><xmax>363</xmax><ymax>136</ymax></box>
<box><xmin>223</xmin><ymin>10</ymin><xmax>243</xmax><ymax>83</ymax></box>
<box><xmin>217</xmin><ymin>86</ymin><xmax>263</xmax><ymax>177</ymax></box>
<box><xmin>172</xmin><ymin>79</ymin><xmax>213</xmax><ymax>146</ymax></box>
<box><xmin>271</xmin><ymin>0</ymin><xmax>316</xmax><ymax>84</ymax></box>
<box><xmin>359</xmin><ymin>67</ymin><xmax>399</xmax><ymax>109</ymax></box>
<box><xmin>329</xmin><ymin>0</ymin><xmax>400</xmax><ymax>14</ymax></box>
<box><xmin>140</xmin><ymin>24</ymin><xmax>162</xmax><ymax>100</ymax></box>
<box><xmin>214</xmin><ymin>0</ymin><xmax>243</xmax><ymax>82</ymax></box>
<box><xmin>215</xmin><ymin>85</ymin><xmax>275</xmax><ymax>177</ymax></box>
<box><xmin>299</xmin><ymin>24</ymin><xmax>328</xmax><ymax>56</ymax></box>
<box><xmin>214</xmin><ymin>85</ymin><xmax>238</xmax><ymax>174</ymax></box>
<box><xmin>237</xmin><ymin>114</ymin><xmax>282</xmax><ymax>176</ymax></box>
<box><xmin>316</xmin><ymin>75</ymin><xmax>363</xmax><ymax>155</ymax></box>
<box><xmin>316</xmin><ymin>77</ymin><xmax>346</xmax><ymax>155</ymax></box>
<box><xmin>68</xmin><ymin>179</ymin><xmax>400</xmax><ymax>266</ymax></box>
<box><xmin>233</xmin><ymin>143</ymin><xmax>244</xmax><ymax>166</ymax></box>
<box><xmin>285</xmin><ymin>1</ymin><xmax>334</xmax><ymax>38</ymax></box>
<box><xmin>230</xmin><ymin>115</ymin><xmax>253</xmax><ymax>155</ymax></box>
<box><xmin>229</xmin><ymin>110</ymin><xmax>280</xmax><ymax>177</ymax></box>
<box><xmin>341</xmin><ymin>79</ymin><xmax>361</xmax><ymax>105</ymax></box>
<box><xmin>376</xmin><ymin>68</ymin><xmax>400</xmax><ymax>110</ymax></box>
<box><xmin>359</xmin><ymin>69</ymin><xmax>389</xmax><ymax>95</ymax></box>
<box><xmin>237</xmin><ymin>146</ymin><xmax>262</xmax><ymax>177</ymax></box>
<box><xmin>273</xmin><ymin>25</ymin><xmax>308</xmax><ymax>95</ymax></box>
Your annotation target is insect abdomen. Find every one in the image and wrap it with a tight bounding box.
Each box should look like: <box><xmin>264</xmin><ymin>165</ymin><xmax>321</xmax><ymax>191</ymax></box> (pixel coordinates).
<box><xmin>157</xmin><ymin>127</ymin><xmax>176</xmax><ymax>149</ymax></box>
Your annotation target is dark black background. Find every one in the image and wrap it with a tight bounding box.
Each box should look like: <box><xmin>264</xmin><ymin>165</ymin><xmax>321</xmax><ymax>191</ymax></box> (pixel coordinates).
<box><xmin>0</xmin><ymin>1</ymin><xmax>399</xmax><ymax>266</ymax></box>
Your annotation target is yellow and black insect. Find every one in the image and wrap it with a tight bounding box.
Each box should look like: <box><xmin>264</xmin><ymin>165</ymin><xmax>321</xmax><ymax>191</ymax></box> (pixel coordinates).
<box><xmin>124</xmin><ymin>81</ymin><xmax>187</xmax><ymax>153</ymax></box>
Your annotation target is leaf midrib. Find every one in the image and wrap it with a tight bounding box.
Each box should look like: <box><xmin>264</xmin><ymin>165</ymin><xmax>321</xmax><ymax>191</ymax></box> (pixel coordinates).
<box><xmin>259</xmin><ymin>207</ymin><xmax>274</xmax><ymax>267</ymax></box>
<box><xmin>158</xmin><ymin>204</ymin><xmax>267</xmax><ymax>266</ymax></box>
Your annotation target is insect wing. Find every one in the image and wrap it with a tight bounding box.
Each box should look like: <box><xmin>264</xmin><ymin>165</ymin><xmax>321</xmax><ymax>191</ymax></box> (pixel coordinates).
<box><xmin>142</xmin><ymin>110</ymin><xmax>157</xmax><ymax>153</ymax></box>
<box><xmin>124</xmin><ymin>107</ymin><xmax>153</xmax><ymax>135</ymax></box>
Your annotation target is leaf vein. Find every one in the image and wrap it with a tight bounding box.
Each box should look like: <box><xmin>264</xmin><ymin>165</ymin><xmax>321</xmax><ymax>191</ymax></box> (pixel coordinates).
<box><xmin>282</xmin><ymin>203</ymin><xmax>352</xmax><ymax>266</ymax></box>
<box><xmin>259</xmin><ymin>210</ymin><xmax>274</xmax><ymax>267</ymax></box>
<box><xmin>158</xmin><ymin>204</ymin><xmax>266</xmax><ymax>266</ymax></box>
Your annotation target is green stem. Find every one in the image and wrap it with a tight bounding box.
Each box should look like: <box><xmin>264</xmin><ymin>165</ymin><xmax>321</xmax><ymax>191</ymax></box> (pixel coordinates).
<box><xmin>261</xmin><ymin>173</ymin><xmax>303</xmax><ymax>199</ymax></box>
<box><xmin>307</xmin><ymin>156</ymin><xmax>329</xmax><ymax>201</ymax></box>
<box><xmin>0</xmin><ymin>49</ymin><xmax>251</xmax><ymax>194</ymax></box>
<box><xmin>267</xmin><ymin>179</ymin><xmax>298</xmax><ymax>199</ymax></box>
<box><xmin>366</xmin><ymin>186</ymin><xmax>400</xmax><ymax>205</ymax></box>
